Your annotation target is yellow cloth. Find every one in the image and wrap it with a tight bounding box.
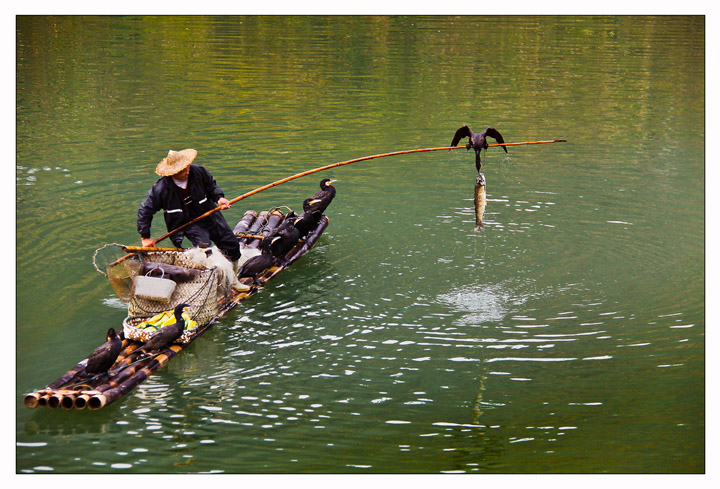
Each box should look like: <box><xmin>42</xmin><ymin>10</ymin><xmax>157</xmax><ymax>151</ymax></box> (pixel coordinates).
<box><xmin>136</xmin><ymin>310</ymin><xmax>197</xmax><ymax>332</ymax></box>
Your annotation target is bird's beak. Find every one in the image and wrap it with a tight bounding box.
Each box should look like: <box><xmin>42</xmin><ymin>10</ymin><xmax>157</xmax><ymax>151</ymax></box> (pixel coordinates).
<box><xmin>328</xmin><ymin>179</ymin><xmax>338</xmax><ymax>184</ymax></box>
<box><xmin>309</xmin><ymin>199</ymin><xmax>322</xmax><ymax>204</ymax></box>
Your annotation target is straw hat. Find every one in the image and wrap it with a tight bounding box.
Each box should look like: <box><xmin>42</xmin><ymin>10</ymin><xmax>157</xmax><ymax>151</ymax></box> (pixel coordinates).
<box><xmin>155</xmin><ymin>149</ymin><xmax>198</xmax><ymax>177</ymax></box>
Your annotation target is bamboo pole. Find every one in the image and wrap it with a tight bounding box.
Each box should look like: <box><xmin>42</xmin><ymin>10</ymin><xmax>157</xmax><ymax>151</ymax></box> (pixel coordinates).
<box><xmin>487</xmin><ymin>139</ymin><xmax>566</xmax><ymax>148</ymax></box>
<box><xmin>122</xmin><ymin>246</ymin><xmax>185</xmax><ymax>253</ymax></box>
<box><xmin>108</xmin><ymin>139</ymin><xmax>566</xmax><ymax>267</ymax></box>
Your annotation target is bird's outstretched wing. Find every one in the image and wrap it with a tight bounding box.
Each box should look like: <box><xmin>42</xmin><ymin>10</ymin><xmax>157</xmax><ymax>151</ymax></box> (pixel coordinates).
<box><xmin>484</xmin><ymin>127</ymin><xmax>508</xmax><ymax>153</ymax></box>
<box><xmin>451</xmin><ymin>125</ymin><xmax>472</xmax><ymax>147</ymax></box>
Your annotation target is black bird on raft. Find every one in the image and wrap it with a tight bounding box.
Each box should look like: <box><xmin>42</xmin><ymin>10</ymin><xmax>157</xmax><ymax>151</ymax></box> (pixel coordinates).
<box><xmin>270</xmin><ymin>218</ymin><xmax>301</xmax><ymax>257</ymax></box>
<box><xmin>259</xmin><ymin>216</ymin><xmax>297</xmax><ymax>254</ymax></box>
<box><xmin>238</xmin><ymin>237</ymin><xmax>279</xmax><ymax>285</ymax></box>
<box><xmin>309</xmin><ymin>178</ymin><xmax>337</xmax><ymax>214</ymax></box>
<box><xmin>451</xmin><ymin>125</ymin><xmax>508</xmax><ymax>172</ymax></box>
<box><xmin>293</xmin><ymin>210</ymin><xmax>317</xmax><ymax>237</ymax></box>
<box><xmin>302</xmin><ymin>198</ymin><xmax>324</xmax><ymax>223</ymax></box>
<box><xmin>85</xmin><ymin>328</ymin><xmax>122</xmax><ymax>375</ymax></box>
<box><xmin>139</xmin><ymin>303</ymin><xmax>190</xmax><ymax>354</ymax></box>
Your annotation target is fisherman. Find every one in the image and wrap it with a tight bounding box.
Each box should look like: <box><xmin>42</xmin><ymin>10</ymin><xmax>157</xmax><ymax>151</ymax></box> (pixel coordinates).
<box><xmin>137</xmin><ymin>149</ymin><xmax>241</xmax><ymax>266</ymax></box>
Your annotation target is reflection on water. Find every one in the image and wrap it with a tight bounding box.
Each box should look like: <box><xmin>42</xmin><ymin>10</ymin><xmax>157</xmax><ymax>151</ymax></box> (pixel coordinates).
<box><xmin>437</xmin><ymin>283</ymin><xmax>522</xmax><ymax>325</ymax></box>
<box><xmin>17</xmin><ymin>16</ymin><xmax>703</xmax><ymax>474</ymax></box>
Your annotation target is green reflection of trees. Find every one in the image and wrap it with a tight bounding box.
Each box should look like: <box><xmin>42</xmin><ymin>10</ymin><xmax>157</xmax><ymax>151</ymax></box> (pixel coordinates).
<box><xmin>17</xmin><ymin>15</ymin><xmax>703</xmax><ymax>157</ymax></box>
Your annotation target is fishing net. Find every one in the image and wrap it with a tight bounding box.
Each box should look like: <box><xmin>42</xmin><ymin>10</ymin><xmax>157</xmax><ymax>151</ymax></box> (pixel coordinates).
<box><xmin>93</xmin><ymin>243</ymin><xmax>144</xmax><ymax>302</ymax></box>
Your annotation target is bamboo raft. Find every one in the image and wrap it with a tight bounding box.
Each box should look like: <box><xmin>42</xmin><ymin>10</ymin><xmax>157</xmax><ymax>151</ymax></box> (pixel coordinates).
<box><xmin>24</xmin><ymin>207</ymin><xmax>329</xmax><ymax>411</ymax></box>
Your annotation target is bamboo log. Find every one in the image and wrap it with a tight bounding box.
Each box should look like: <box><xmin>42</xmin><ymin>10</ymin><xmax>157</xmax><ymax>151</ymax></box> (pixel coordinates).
<box><xmin>24</xmin><ymin>392</ymin><xmax>43</xmax><ymax>409</ymax></box>
<box><xmin>262</xmin><ymin>210</ymin><xmax>285</xmax><ymax>236</ymax></box>
<box><xmin>233</xmin><ymin>210</ymin><xmax>258</xmax><ymax>235</ymax></box>
<box><xmin>37</xmin><ymin>394</ymin><xmax>49</xmax><ymax>407</ymax></box>
<box><xmin>88</xmin><ymin>345</ymin><xmax>183</xmax><ymax>410</ymax></box>
<box><xmin>246</xmin><ymin>211</ymin><xmax>268</xmax><ymax>248</ymax></box>
<box><xmin>96</xmin><ymin>356</ymin><xmax>153</xmax><ymax>393</ymax></box>
<box><xmin>112</xmin><ymin>342</ymin><xmax>142</xmax><ymax>368</ymax></box>
<box><xmin>74</xmin><ymin>394</ymin><xmax>91</xmax><ymax>410</ymax></box>
<box><xmin>60</xmin><ymin>395</ymin><xmax>75</xmax><ymax>410</ymax></box>
<box><xmin>48</xmin><ymin>394</ymin><xmax>62</xmax><ymax>409</ymax></box>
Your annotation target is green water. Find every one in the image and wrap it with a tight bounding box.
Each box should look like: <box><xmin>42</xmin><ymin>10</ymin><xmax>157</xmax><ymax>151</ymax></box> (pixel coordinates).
<box><xmin>16</xmin><ymin>16</ymin><xmax>704</xmax><ymax>473</ymax></box>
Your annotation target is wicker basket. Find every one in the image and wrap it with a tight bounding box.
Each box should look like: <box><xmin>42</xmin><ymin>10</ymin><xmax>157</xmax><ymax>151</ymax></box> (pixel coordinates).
<box><xmin>127</xmin><ymin>251</ymin><xmax>220</xmax><ymax>327</ymax></box>
<box><xmin>123</xmin><ymin>315</ymin><xmax>198</xmax><ymax>345</ymax></box>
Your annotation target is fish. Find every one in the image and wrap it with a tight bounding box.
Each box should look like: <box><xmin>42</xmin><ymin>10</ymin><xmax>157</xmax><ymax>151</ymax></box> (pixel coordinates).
<box><xmin>474</xmin><ymin>172</ymin><xmax>486</xmax><ymax>231</ymax></box>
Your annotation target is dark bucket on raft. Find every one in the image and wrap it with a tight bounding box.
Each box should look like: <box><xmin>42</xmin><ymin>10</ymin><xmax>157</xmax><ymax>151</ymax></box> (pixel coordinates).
<box><xmin>24</xmin><ymin>208</ymin><xmax>329</xmax><ymax>410</ymax></box>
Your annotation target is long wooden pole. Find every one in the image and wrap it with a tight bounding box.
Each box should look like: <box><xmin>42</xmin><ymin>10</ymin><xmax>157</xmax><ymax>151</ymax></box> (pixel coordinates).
<box><xmin>108</xmin><ymin>139</ymin><xmax>565</xmax><ymax>266</ymax></box>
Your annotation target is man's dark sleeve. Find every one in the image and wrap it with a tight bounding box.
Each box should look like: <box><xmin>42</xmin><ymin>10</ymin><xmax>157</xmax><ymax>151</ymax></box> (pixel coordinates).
<box><xmin>199</xmin><ymin>166</ymin><xmax>225</xmax><ymax>203</ymax></box>
<box><xmin>137</xmin><ymin>185</ymin><xmax>160</xmax><ymax>239</ymax></box>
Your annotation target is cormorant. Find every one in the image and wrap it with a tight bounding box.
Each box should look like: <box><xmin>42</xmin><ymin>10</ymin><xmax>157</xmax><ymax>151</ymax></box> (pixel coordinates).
<box><xmin>85</xmin><ymin>328</ymin><xmax>122</xmax><ymax>374</ymax></box>
<box><xmin>269</xmin><ymin>218</ymin><xmax>301</xmax><ymax>257</ymax></box>
<box><xmin>259</xmin><ymin>215</ymin><xmax>298</xmax><ymax>255</ymax></box>
<box><xmin>139</xmin><ymin>303</ymin><xmax>190</xmax><ymax>354</ymax></box>
<box><xmin>450</xmin><ymin>125</ymin><xmax>508</xmax><ymax>172</ymax></box>
<box><xmin>237</xmin><ymin>237</ymin><xmax>279</xmax><ymax>284</ymax></box>
<box><xmin>292</xmin><ymin>211</ymin><xmax>316</xmax><ymax>237</ymax></box>
<box><xmin>309</xmin><ymin>178</ymin><xmax>337</xmax><ymax>214</ymax></box>
<box><xmin>302</xmin><ymin>198</ymin><xmax>324</xmax><ymax>222</ymax></box>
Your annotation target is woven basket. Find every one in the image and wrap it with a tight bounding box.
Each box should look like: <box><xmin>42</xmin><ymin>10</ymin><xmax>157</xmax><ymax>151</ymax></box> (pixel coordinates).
<box><xmin>123</xmin><ymin>315</ymin><xmax>198</xmax><ymax>345</ymax></box>
<box><xmin>127</xmin><ymin>251</ymin><xmax>220</xmax><ymax>327</ymax></box>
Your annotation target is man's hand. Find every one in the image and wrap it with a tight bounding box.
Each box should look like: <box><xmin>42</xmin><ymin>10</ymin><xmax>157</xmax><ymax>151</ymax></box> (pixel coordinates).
<box><xmin>218</xmin><ymin>197</ymin><xmax>231</xmax><ymax>210</ymax></box>
<box><xmin>141</xmin><ymin>238</ymin><xmax>156</xmax><ymax>247</ymax></box>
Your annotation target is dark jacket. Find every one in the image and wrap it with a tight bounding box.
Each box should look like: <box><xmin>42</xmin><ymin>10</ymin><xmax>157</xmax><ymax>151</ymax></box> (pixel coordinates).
<box><xmin>137</xmin><ymin>164</ymin><xmax>226</xmax><ymax>240</ymax></box>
